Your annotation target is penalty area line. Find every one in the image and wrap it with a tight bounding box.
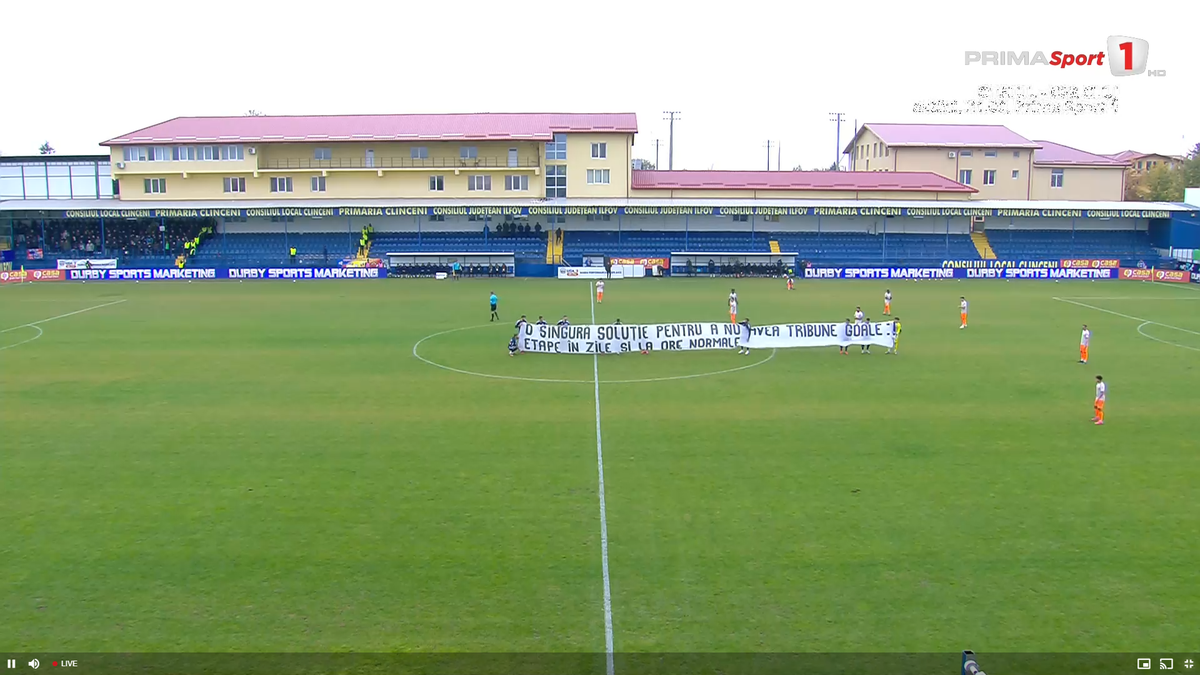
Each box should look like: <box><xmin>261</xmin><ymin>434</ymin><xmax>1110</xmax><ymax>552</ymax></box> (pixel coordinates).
<box><xmin>0</xmin><ymin>298</ymin><xmax>127</xmax><ymax>335</ymax></box>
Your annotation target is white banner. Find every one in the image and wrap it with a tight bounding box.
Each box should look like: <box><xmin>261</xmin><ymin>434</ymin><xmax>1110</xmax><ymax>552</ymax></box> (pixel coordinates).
<box><xmin>557</xmin><ymin>266</ymin><xmax>624</xmax><ymax>280</ymax></box>
<box><xmin>57</xmin><ymin>258</ymin><xmax>118</xmax><ymax>270</ymax></box>
<box><xmin>517</xmin><ymin>321</ymin><xmax>894</xmax><ymax>354</ymax></box>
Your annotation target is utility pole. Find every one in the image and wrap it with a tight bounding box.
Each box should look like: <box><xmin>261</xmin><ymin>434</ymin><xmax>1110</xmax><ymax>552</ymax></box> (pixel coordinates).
<box><xmin>829</xmin><ymin>112</ymin><xmax>845</xmax><ymax>171</ymax></box>
<box><xmin>663</xmin><ymin>111</ymin><xmax>681</xmax><ymax>170</ymax></box>
<box><xmin>654</xmin><ymin>139</ymin><xmax>661</xmax><ymax>169</ymax></box>
<box><xmin>764</xmin><ymin>140</ymin><xmax>773</xmax><ymax>171</ymax></box>
<box><xmin>777</xmin><ymin>142</ymin><xmax>781</xmax><ymax>171</ymax></box>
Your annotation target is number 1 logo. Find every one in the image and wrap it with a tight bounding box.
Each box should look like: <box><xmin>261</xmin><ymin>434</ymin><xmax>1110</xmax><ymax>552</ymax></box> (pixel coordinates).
<box><xmin>1106</xmin><ymin>36</ymin><xmax>1149</xmax><ymax>76</ymax></box>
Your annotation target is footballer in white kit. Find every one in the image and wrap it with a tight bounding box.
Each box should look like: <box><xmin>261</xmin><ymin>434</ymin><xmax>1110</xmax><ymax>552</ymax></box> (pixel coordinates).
<box><xmin>729</xmin><ymin>289</ymin><xmax>739</xmax><ymax>323</ymax></box>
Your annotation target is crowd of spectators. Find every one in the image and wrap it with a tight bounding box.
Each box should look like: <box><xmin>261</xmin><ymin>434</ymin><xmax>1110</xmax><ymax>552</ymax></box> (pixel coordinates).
<box><xmin>8</xmin><ymin>218</ymin><xmax>212</xmax><ymax>260</ymax></box>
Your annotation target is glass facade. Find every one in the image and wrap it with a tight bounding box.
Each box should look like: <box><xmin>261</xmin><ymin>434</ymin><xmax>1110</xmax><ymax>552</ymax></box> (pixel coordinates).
<box><xmin>0</xmin><ymin>156</ymin><xmax>114</xmax><ymax>200</ymax></box>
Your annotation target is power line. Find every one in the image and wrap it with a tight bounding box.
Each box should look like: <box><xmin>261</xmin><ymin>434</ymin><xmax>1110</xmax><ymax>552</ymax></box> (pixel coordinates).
<box><xmin>663</xmin><ymin>111</ymin><xmax>681</xmax><ymax>170</ymax></box>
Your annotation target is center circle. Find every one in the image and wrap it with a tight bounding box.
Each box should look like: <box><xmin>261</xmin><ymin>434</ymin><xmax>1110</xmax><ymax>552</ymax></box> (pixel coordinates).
<box><xmin>412</xmin><ymin>323</ymin><xmax>776</xmax><ymax>384</ymax></box>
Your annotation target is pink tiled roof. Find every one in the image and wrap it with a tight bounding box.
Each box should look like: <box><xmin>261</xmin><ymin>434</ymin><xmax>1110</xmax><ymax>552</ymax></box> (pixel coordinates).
<box><xmin>631</xmin><ymin>170</ymin><xmax>975</xmax><ymax>193</ymax></box>
<box><xmin>1033</xmin><ymin>141</ymin><xmax>1129</xmax><ymax>167</ymax></box>
<box><xmin>846</xmin><ymin>123</ymin><xmax>1039</xmax><ymax>152</ymax></box>
<box><xmin>102</xmin><ymin>112</ymin><xmax>638</xmax><ymax>145</ymax></box>
<box><xmin>1102</xmin><ymin>150</ymin><xmax>1143</xmax><ymax>162</ymax></box>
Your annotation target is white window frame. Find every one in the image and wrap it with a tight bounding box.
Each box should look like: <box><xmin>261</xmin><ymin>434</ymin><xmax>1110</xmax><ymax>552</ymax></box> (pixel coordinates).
<box><xmin>467</xmin><ymin>175</ymin><xmax>491</xmax><ymax>191</ymax></box>
<box><xmin>1050</xmin><ymin>169</ymin><xmax>1064</xmax><ymax>188</ymax></box>
<box><xmin>173</xmin><ymin>146</ymin><xmax>196</xmax><ymax>161</ymax></box>
<box><xmin>143</xmin><ymin>178</ymin><xmax>166</xmax><ymax>194</ymax></box>
<box><xmin>984</xmin><ymin>150</ymin><xmax>998</xmax><ymax>158</ymax></box>
<box><xmin>223</xmin><ymin>177</ymin><xmax>246</xmax><ymax>193</ymax></box>
<box><xmin>411</xmin><ymin>147</ymin><xmax>429</xmax><ymax>160</ymax></box>
<box><xmin>1012</xmin><ymin>169</ymin><xmax>1020</xmax><ymax>179</ymax></box>
<box><xmin>983</xmin><ymin>169</ymin><xmax>996</xmax><ymax>186</ymax></box>
<box><xmin>199</xmin><ymin>145</ymin><xmax>217</xmax><ymax>161</ymax></box>
<box><xmin>958</xmin><ymin>169</ymin><xmax>972</xmax><ymax>185</ymax></box>
<box><xmin>586</xmin><ymin>169</ymin><xmax>611</xmax><ymax>185</ymax></box>
<box><xmin>731</xmin><ymin>214</ymin><xmax>749</xmax><ymax>222</ymax></box>
<box><xmin>314</xmin><ymin>148</ymin><xmax>332</xmax><ymax>161</ymax></box>
<box><xmin>429</xmin><ymin>175</ymin><xmax>445</xmax><ymax>191</ymax></box>
<box><xmin>150</xmin><ymin>146</ymin><xmax>171</xmax><ymax>162</ymax></box>
<box><xmin>220</xmin><ymin>145</ymin><xmax>244</xmax><ymax>161</ymax></box>
<box><xmin>310</xmin><ymin>176</ymin><xmax>326</xmax><ymax>193</ymax></box>
<box><xmin>591</xmin><ymin>142</ymin><xmax>607</xmax><ymax>159</ymax></box>
<box><xmin>1013</xmin><ymin>151</ymin><xmax>1021</xmax><ymax>158</ymax></box>
<box><xmin>460</xmin><ymin>146</ymin><xmax>478</xmax><ymax>160</ymax></box>
<box><xmin>124</xmin><ymin>146</ymin><xmax>148</xmax><ymax>162</ymax></box>
<box><xmin>546</xmin><ymin>164</ymin><xmax>567</xmax><ymax>198</ymax></box>
<box><xmin>505</xmin><ymin>175</ymin><xmax>528</xmax><ymax>191</ymax></box>
<box><xmin>546</xmin><ymin>133</ymin><xmax>567</xmax><ymax>160</ymax></box>
<box><xmin>960</xmin><ymin>150</ymin><xmax>973</xmax><ymax>157</ymax></box>
<box><xmin>270</xmin><ymin>176</ymin><xmax>293</xmax><ymax>193</ymax></box>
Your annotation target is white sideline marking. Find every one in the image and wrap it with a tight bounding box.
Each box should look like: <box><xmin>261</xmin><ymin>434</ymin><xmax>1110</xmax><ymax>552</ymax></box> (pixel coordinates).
<box><xmin>1052</xmin><ymin>296</ymin><xmax>1200</xmax><ymax>352</ymax></box>
<box><xmin>590</xmin><ymin>281</ymin><xmax>615</xmax><ymax>675</ymax></box>
<box><xmin>1057</xmin><ymin>297</ymin><xmax>1200</xmax><ymax>301</ymax></box>
<box><xmin>0</xmin><ymin>298</ymin><xmax>127</xmax><ymax>334</ymax></box>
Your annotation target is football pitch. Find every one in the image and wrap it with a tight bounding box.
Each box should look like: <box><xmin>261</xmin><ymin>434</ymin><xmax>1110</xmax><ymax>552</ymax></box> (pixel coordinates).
<box><xmin>2</xmin><ymin>277</ymin><xmax>1198</xmax><ymax>660</ymax></box>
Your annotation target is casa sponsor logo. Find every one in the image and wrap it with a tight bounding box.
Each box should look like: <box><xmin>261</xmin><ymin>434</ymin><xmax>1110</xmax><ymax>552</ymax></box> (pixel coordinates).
<box><xmin>1</xmin><ymin>269</ymin><xmax>66</xmax><ymax>283</ymax></box>
<box><xmin>1152</xmin><ymin>269</ymin><xmax>1189</xmax><ymax>283</ymax></box>
<box><xmin>1060</xmin><ymin>258</ymin><xmax>1120</xmax><ymax>269</ymax></box>
<box><xmin>965</xmin><ymin>36</ymin><xmax>1162</xmax><ymax>77</ymax></box>
<box><xmin>1119</xmin><ymin>267</ymin><xmax>1154</xmax><ymax>281</ymax></box>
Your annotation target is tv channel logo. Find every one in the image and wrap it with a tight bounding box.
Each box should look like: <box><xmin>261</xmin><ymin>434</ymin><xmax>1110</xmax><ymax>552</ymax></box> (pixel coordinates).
<box><xmin>1106</xmin><ymin>36</ymin><xmax>1155</xmax><ymax>76</ymax></box>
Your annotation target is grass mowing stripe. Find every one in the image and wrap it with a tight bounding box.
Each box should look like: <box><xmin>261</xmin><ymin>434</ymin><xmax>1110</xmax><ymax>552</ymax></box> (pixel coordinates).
<box><xmin>591</xmin><ymin>281</ymin><xmax>616</xmax><ymax>675</ymax></box>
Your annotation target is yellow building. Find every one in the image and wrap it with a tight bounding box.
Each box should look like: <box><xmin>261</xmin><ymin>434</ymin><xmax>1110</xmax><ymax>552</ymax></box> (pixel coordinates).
<box><xmin>844</xmin><ymin>123</ymin><xmax>1129</xmax><ymax>201</ymax></box>
<box><xmin>1103</xmin><ymin>150</ymin><xmax>1185</xmax><ymax>173</ymax></box>
<box><xmin>103</xmin><ymin>113</ymin><xmax>637</xmax><ymax>202</ymax></box>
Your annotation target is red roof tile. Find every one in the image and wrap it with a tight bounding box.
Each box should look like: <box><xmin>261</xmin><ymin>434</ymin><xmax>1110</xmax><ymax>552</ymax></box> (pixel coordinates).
<box><xmin>631</xmin><ymin>170</ymin><xmax>975</xmax><ymax>193</ymax></box>
<box><xmin>1102</xmin><ymin>150</ymin><xmax>1143</xmax><ymax>162</ymax></box>
<box><xmin>103</xmin><ymin>112</ymin><xmax>638</xmax><ymax>145</ymax></box>
<box><xmin>1033</xmin><ymin>140</ymin><xmax>1128</xmax><ymax>167</ymax></box>
<box><xmin>846</xmin><ymin>123</ymin><xmax>1038</xmax><ymax>152</ymax></box>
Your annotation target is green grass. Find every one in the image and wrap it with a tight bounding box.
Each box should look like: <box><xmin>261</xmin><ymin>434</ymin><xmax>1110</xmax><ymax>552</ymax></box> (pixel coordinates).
<box><xmin>1</xmin><ymin>277</ymin><xmax>1198</xmax><ymax>657</ymax></box>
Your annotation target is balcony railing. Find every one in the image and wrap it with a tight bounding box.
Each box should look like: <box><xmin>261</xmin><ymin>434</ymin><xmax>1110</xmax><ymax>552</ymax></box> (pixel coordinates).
<box><xmin>260</xmin><ymin>156</ymin><xmax>541</xmax><ymax>170</ymax></box>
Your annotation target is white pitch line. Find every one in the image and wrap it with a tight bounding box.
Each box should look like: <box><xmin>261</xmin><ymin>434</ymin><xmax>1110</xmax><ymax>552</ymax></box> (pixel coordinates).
<box><xmin>0</xmin><ymin>325</ymin><xmax>43</xmax><ymax>352</ymax></box>
<box><xmin>1057</xmin><ymin>297</ymin><xmax>1200</xmax><ymax>301</ymax></box>
<box><xmin>0</xmin><ymin>298</ymin><xmax>127</xmax><ymax>335</ymax></box>
<box><xmin>590</xmin><ymin>282</ymin><xmax>615</xmax><ymax>675</ymax></box>
<box><xmin>1052</xmin><ymin>296</ymin><xmax>1200</xmax><ymax>353</ymax></box>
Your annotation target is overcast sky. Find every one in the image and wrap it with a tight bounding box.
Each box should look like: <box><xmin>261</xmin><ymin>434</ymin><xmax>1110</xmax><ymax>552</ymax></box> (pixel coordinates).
<box><xmin>2</xmin><ymin>0</ymin><xmax>1194</xmax><ymax>170</ymax></box>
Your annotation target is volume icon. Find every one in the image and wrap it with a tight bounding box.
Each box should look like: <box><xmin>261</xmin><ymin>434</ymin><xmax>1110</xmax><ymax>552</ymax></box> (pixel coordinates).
<box><xmin>27</xmin><ymin>661</ymin><xmax>38</xmax><ymax>671</ymax></box>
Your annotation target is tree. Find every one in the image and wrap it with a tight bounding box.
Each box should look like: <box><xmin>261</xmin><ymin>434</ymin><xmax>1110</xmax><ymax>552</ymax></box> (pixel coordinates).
<box><xmin>1127</xmin><ymin>164</ymin><xmax>1184</xmax><ymax>202</ymax></box>
<box><xmin>827</xmin><ymin>161</ymin><xmax>839</xmax><ymax>171</ymax></box>
<box><xmin>38</xmin><ymin>142</ymin><xmax>55</xmax><ymax>155</ymax></box>
<box><xmin>791</xmin><ymin>164</ymin><xmax>803</xmax><ymax>171</ymax></box>
<box><xmin>245</xmin><ymin>109</ymin><xmax>264</xmax><ymax>116</ymax></box>
<box><xmin>632</xmin><ymin>159</ymin><xmax>655</xmax><ymax>170</ymax></box>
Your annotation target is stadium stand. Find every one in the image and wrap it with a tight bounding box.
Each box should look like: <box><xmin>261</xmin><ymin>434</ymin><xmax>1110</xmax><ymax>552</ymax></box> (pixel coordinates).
<box><xmin>987</xmin><ymin>229</ymin><xmax>1159</xmax><ymax>265</ymax></box>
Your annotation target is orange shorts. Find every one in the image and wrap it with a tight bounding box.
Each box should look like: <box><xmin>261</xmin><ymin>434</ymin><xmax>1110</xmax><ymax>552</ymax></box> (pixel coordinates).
<box><xmin>1080</xmin><ymin>345</ymin><xmax>1089</xmax><ymax>359</ymax></box>
<box><xmin>1094</xmin><ymin>399</ymin><xmax>1105</xmax><ymax>410</ymax></box>
<box><xmin>960</xmin><ymin>312</ymin><xmax>968</xmax><ymax>322</ymax></box>
<box><xmin>597</xmin><ymin>292</ymin><xmax>603</xmax><ymax>300</ymax></box>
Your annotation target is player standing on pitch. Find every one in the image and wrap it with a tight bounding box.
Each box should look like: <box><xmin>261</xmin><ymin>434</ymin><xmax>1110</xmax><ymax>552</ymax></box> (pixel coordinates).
<box><xmin>1080</xmin><ymin>324</ymin><xmax>1091</xmax><ymax>363</ymax></box>
<box><xmin>884</xmin><ymin>289</ymin><xmax>892</xmax><ymax>315</ymax></box>
<box><xmin>489</xmin><ymin>291</ymin><xmax>500</xmax><ymax>322</ymax></box>
<box><xmin>1093</xmin><ymin>375</ymin><xmax>1106</xmax><ymax>425</ymax></box>
<box><xmin>729</xmin><ymin>288</ymin><xmax>738</xmax><ymax>323</ymax></box>
<box><xmin>737</xmin><ymin>318</ymin><xmax>752</xmax><ymax>355</ymax></box>
<box><xmin>960</xmin><ymin>297</ymin><xmax>969</xmax><ymax>329</ymax></box>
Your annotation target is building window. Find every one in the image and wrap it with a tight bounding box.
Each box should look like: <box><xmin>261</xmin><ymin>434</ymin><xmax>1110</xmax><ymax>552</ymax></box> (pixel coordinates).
<box><xmin>546</xmin><ymin>133</ymin><xmax>567</xmax><ymax>160</ymax></box>
<box><xmin>1136</xmin><ymin>161</ymin><xmax>1143</xmax><ymax>170</ymax></box>
<box><xmin>270</xmin><ymin>216</ymin><xmax>295</xmax><ymax>223</ymax></box>
<box><xmin>173</xmin><ymin>146</ymin><xmax>196</xmax><ymax>161</ymax></box>
<box><xmin>150</xmin><ymin>146</ymin><xmax>171</xmax><ymax>162</ymax></box>
<box><xmin>591</xmin><ymin>142</ymin><xmax>607</xmax><ymax>159</ymax></box>
<box><xmin>885</xmin><ymin>146</ymin><xmax>889</xmax><ymax>157</ymax></box>
<box><xmin>460</xmin><ymin>146</ymin><xmax>478</xmax><ymax>160</ymax></box>
<box><xmin>958</xmin><ymin>169</ymin><xmax>972</xmax><ymax>184</ymax></box>
<box><xmin>270</xmin><ymin>176</ymin><xmax>293</xmax><ymax>193</ymax></box>
<box><xmin>411</xmin><ymin>146</ymin><xmax>428</xmax><ymax>160</ymax></box>
<box><xmin>984</xmin><ymin>150</ymin><xmax>998</xmax><ymax>158</ymax></box>
<box><xmin>429</xmin><ymin>214</ymin><xmax>445</xmax><ymax>222</ymax></box>
<box><xmin>960</xmin><ymin>150</ymin><xmax>973</xmax><ymax>157</ymax></box>
<box><xmin>983</xmin><ymin>170</ymin><xmax>996</xmax><ymax>185</ymax></box>
<box><xmin>143</xmin><ymin>178</ymin><xmax>166</xmax><ymax>194</ymax></box>
<box><xmin>311</xmin><ymin>176</ymin><xmax>326</xmax><ymax>192</ymax></box>
<box><xmin>546</xmin><ymin>164</ymin><xmax>567</xmax><ymax>198</ymax></box>
<box><xmin>1013</xmin><ymin>151</ymin><xmax>1021</xmax><ymax>158</ymax></box>
<box><xmin>223</xmin><ymin>177</ymin><xmax>246</xmax><ymax>193</ymax></box>
<box><xmin>467</xmin><ymin>175</ymin><xmax>491</xmax><ymax>191</ymax></box>
<box><xmin>1050</xmin><ymin>169</ymin><xmax>1064</xmax><ymax>188</ymax></box>
<box><xmin>546</xmin><ymin>214</ymin><xmax>565</xmax><ymax>224</ymax></box>
<box><xmin>220</xmin><ymin>145</ymin><xmax>244</xmax><ymax>161</ymax></box>
<box><xmin>198</xmin><ymin>145</ymin><xmax>217</xmax><ymax>161</ymax></box>
<box><xmin>731</xmin><ymin>214</ymin><xmax>749</xmax><ymax>222</ymax></box>
<box><xmin>314</xmin><ymin>148</ymin><xmax>332</xmax><ymax>161</ymax></box>
<box><xmin>123</xmin><ymin>147</ymin><xmax>147</xmax><ymax>162</ymax></box>
<box><xmin>429</xmin><ymin>175</ymin><xmax>444</xmax><ymax>191</ymax></box>
<box><xmin>586</xmin><ymin>214</ymin><xmax>612</xmax><ymax>222</ymax></box>
<box><xmin>586</xmin><ymin>169</ymin><xmax>610</xmax><ymax>185</ymax></box>
<box><xmin>505</xmin><ymin>175</ymin><xmax>528</xmax><ymax>191</ymax></box>
<box><xmin>1012</xmin><ymin>169</ymin><xmax>1020</xmax><ymax>179</ymax></box>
